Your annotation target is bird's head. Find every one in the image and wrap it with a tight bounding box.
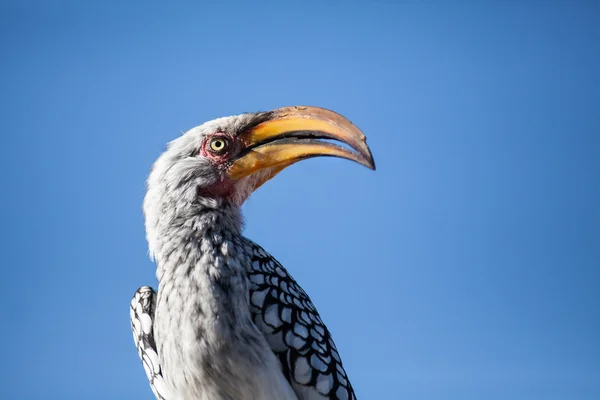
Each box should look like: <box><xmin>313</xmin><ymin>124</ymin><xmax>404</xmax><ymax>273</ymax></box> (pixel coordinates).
<box><xmin>144</xmin><ymin>106</ymin><xmax>375</xmax><ymax>254</ymax></box>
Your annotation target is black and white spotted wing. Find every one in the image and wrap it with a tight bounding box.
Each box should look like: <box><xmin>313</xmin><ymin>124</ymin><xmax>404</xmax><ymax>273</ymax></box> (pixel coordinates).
<box><xmin>130</xmin><ymin>286</ymin><xmax>170</xmax><ymax>400</ymax></box>
<box><xmin>244</xmin><ymin>239</ymin><xmax>357</xmax><ymax>400</ymax></box>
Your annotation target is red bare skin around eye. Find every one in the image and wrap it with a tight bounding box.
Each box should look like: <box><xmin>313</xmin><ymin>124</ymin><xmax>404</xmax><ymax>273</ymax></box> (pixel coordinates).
<box><xmin>197</xmin><ymin>133</ymin><xmax>239</xmax><ymax>198</ymax></box>
<box><xmin>200</xmin><ymin>133</ymin><xmax>238</xmax><ymax>162</ymax></box>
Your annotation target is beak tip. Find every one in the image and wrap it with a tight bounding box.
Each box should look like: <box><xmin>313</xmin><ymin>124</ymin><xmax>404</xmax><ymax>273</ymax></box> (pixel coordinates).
<box><xmin>361</xmin><ymin>143</ymin><xmax>376</xmax><ymax>171</ymax></box>
<box><xmin>366</xmin><ymin>156</ymin><xmax>376</xmax><ymax>171</ymax></box>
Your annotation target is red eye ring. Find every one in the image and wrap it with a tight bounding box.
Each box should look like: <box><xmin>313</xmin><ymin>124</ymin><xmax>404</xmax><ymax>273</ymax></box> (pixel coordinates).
<box><xmin>206</xmin><ymin>135</ymin><xmax>232</xmax><ymax>155</ymax></box>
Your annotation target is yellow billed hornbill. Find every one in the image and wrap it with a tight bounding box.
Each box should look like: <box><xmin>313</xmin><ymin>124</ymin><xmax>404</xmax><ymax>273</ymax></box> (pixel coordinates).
<box><xmin>130</xmin><ymin>106</ymin><xmax>375</xmax><ymax>400</ymax></box>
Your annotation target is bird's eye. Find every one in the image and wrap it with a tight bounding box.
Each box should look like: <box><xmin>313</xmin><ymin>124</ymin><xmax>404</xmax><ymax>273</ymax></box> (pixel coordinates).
<box><xmin>208</xmin><ymin>137</ymin><xmax>230</xmax><ymax>154</ymax></box>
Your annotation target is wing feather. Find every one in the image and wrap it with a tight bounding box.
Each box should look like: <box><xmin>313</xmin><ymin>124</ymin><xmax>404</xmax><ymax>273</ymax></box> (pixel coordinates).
<box><xmin>130</xmin><ymin>286</ymin><xmax>171</xmax><ymax>400</ymax></box>
<box><xmin>244</xmin><ymin>239</ymin><xmax>357</xmax><ymax>400</ymax></box>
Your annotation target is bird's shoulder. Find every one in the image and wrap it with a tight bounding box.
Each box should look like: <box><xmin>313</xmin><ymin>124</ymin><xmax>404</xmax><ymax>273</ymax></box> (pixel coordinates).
<box><xmin>241</xmin><ymin>238</ymin><xmax>357</xmax><ymax>400</ymax></box>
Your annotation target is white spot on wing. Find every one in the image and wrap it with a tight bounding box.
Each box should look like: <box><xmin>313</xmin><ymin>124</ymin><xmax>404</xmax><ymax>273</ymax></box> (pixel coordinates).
<box><xmin>294</xmin><ymin>356</ymin><xmax>312</xmax><ymax>384</ymax></box>
<box><xmin>286</xmin><ymin>330</ymin><xmax>306</xmax><ymax>350</ymax></box>
<box><xmin>336</xmin><ymin>363</ymin><xmax>345</xmax><ymax>376</ymax></box>
<box><xmin>132</xmin><ymin>316</ymin><xmax>142</xmax><ymax>336</ymax></box>
<box><xmin>311</xmin><ymin>353</ymin><xmax>328</xmax><ymax>372</ymax></box>
<box><xmin>289</xmin><ymin>285</ymin><xmax>300</xmax><ymax>297</ymax></box>
<box><xmin>310</xmin><ymin>327</ymin><xmax>323</xmax><ymax>341</ymax></box>
<box><xmin>281</xmin><ymin>307</ymin><xmax>292</xmax><ymax>323</ymax></box>
<box><xmin>251</xmin><ymin>288</ymin><xmax>269</xmax><ymax>309</ymax></box>
<box><xmin>331</xmin><ymin>347</ymin><xmax>341</xmax><ymax>363</ymax></box>
<box><xmin>336</xmin><ymin>385</ymin><xmax>349</xmax><ymax>399</ymax></box>
<box><xmin>147</xmin><ymin>349</ymin><xmax>161</xmax><ymax>374</ymax></box>
<box><xmin>290</xmin><ymin>295</ymin><xmax>301</xmax><ymax>307</ymax></box>
<box><xmin>249</xmin><ymin>273</ymin><xmax>265</xmax><ymax>285</ymax></box>
<box><xmin>316</xmin><ymin>372</ymin><xmax>334</xmax><ymax>395</ymax></box>
<box><xmin>318</xmin><ymin>353</ymin><xmax>331</xmax><ymax>364</ymax></box>
<box><xmin>299</xmin><ymin>311</ymin><xmax>311</xmax><ymax>324</ymax></box>
<box><xmin>280</xmin><ymin>280</ymin><xmax>289</xmax><ymax>293</ymax></box>
<box><xmin>293</xmin><ymin>323</ymin><xmax>309</xmax><ymax>338</ymax></box>
<box><xmin>264</xmin><ymin>304</ymin><xmax>283</xmax><ymax>328</ymax></box>
<box><xmin>142</xmin><ymin>353</ymin><xmax>154</xmax><ymax>377</ymax></box>
<box><xmin>312</xmin><ymin>340</ymin><xmax>326</xmax><ymax>354</ymax></box>
<box><xmin>338</xmin><ymin>371</ymin><xmax>348</xmax><ymax>386</ymax></box>
<box><xmin>140</xmin><ymin>313</ymin><xmax>153</xmax><ymax>335</ymax></box>
<box><xmin>314</xmin><ymin>324</ymin><xmax>325</xmax><ymax>336</ymax></box>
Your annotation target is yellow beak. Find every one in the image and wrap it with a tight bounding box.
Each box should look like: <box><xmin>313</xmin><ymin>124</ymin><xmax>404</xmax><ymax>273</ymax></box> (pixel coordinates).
<box><xmin>228</xmin><ymin>106</ymin><xmax>375</xmax><ymax>184</ymax></box>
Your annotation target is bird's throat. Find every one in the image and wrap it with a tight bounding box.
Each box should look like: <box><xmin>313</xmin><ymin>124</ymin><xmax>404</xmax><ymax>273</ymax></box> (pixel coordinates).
<box><xmin>152</xmin><ymin>201</ymin><xmax>255</xmax><ymax>348</ymax></box>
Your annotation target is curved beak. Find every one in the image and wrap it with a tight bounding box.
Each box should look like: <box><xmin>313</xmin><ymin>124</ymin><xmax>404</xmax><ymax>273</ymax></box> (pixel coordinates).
<box><xmin>228</xmin><ymin>106</ymin><xmax>375</xmax><ymax>183</ymax></box>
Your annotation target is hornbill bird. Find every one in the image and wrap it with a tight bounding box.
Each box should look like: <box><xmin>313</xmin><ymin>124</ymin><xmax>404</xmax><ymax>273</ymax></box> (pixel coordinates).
<box><xmin>130</xmin><ymin>106</ymin><xmax>375</xmax><ymax>400</ymax></box>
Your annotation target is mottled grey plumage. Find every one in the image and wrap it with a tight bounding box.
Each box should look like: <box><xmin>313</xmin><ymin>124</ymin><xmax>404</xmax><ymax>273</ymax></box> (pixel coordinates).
<box><xmin>130</xmin><ymin>108</ymin><xmax>373</xmax><ymax>400</ymax></box>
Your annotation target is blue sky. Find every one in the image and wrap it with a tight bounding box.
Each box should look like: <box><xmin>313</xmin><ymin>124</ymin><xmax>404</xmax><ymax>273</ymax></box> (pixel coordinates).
<box><xmin>1</xmin><ymin>1</ymin><xmax>599</xmax><ymax>399</ymax></box>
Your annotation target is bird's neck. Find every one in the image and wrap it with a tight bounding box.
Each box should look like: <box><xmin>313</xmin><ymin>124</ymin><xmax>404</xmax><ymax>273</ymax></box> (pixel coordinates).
<box><xmin>146</xmin><ymin>195</ymin><xmax>254</xmax><ymax>330</ymax></box>
<box><xmin>146</xmin><ymin>195</ymin><xmax>245</xmax><ymax>280</ymax></box>
<box><xmin>145</xmin><ymin>194</ymin><xmax>267</xmax><ymax>385</ymax></box>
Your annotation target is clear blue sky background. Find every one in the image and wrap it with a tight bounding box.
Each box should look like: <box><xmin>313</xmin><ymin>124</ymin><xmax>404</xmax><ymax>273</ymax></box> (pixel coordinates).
<box><xmin>1</xmin><ymin>1</ymin><xmax>598</xmax><ymax>399</ymax></box>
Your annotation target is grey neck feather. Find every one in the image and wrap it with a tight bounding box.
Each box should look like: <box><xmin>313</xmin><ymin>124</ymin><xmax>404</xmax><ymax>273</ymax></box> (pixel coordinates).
<box><xmin>145</xmin><ymin>181</ymin><xmax>253</xmax><ymax>330</ymax></box>
<box><xmin>146</xmin><ymin>190</ymin><xmax>244</xmax><ymax>280</ymax></box>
